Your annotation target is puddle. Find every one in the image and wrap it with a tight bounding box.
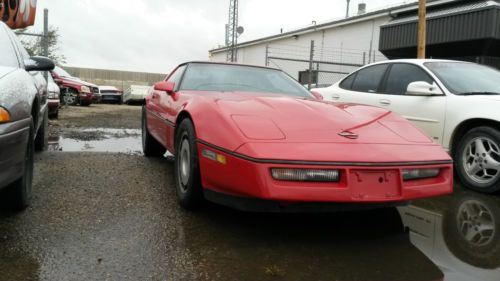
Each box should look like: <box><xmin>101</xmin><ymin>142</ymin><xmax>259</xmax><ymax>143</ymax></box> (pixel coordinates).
<box><xmin>49</xmin><ymin>128</ymin><xmax>151</xmax><ymax>156</ymax></box>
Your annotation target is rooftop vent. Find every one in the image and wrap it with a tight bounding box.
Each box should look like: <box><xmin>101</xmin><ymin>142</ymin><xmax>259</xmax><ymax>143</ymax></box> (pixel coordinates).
<box><xmin>358</xmin><ymin>3</ymin><xmax>366</xmax><ymax>15</ymax></box>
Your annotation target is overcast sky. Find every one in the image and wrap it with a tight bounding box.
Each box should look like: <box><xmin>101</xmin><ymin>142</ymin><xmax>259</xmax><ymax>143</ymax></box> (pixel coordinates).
<box><xmin>29</xmin><ymin>0</ymin><xmax>416</xmax><ymax>73</ymax></box>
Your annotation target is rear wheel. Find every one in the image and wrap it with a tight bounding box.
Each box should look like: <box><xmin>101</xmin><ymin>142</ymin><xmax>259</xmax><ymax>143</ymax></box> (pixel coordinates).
<box><xmin>3</xmin><ymin>123</ymin><xmax>34</xmax><ymax>210</ymax></box>
<box><xmin>141</xmin><ymin>107</ymin><xmax>166</xmax><ymax>157</ymax></box>
<box><xmin>174</xmin><ymin>119</ymin><xmax>203</xmax><ymax>209</ymax></box>
<box><xmin>456</xmin><ymin>126</ymin><xmax>500</xmax><ymax>193</ymax></box>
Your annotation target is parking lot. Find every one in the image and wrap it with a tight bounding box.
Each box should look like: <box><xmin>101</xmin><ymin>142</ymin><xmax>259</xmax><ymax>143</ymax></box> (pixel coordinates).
<box><xmin>0</xmin><ymin>104</ymin><xmax>496</xmax><ymax>281</ymax></box>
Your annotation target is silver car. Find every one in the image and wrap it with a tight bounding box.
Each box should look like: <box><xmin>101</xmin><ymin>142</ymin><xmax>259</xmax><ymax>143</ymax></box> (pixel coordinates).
<box><xmin>0</xmin><ymin>21</ymin><xmax>54</xmax><ymax>210</ymax></box>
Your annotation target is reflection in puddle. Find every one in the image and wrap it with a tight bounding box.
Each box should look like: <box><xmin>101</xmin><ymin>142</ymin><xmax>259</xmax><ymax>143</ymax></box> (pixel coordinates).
<box><xmin>48</xmin><ymin>128</ymin><xmax>175</xmax><ymax>157</ymax></box>
<box><xmin>399</xmin><ymin>190</ymin><xmax>500</xmax><ymax>281</ymax></box>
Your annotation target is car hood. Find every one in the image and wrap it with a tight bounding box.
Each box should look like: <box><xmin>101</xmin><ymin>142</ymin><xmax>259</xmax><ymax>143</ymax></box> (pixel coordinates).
<box><xmin>61</xmin><ymin>76</ymin><xmax>97</xmax><ymax>87</ymax></box>
<box><xmin>0</xmin><ymin>66</ymin><xmax>16</xmax><ymax>80</ymax></box>
<box><xmin>202</xmin><ymin>92</ymin><xmax>434</xmax><ymax>145</ymax></box>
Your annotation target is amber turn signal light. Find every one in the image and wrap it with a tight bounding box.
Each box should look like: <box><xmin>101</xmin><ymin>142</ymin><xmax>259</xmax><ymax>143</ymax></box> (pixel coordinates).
<box><xmin>0</xmin><ymin>107</ymin><xmax>10</xmax><ymax>123</ymax></box>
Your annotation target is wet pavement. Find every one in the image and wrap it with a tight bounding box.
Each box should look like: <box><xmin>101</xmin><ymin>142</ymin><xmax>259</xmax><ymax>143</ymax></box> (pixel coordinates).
<box><xmin>0</xmin><ymin>104</ymin><xmax>499</xmax><ymax>281</ymax></box>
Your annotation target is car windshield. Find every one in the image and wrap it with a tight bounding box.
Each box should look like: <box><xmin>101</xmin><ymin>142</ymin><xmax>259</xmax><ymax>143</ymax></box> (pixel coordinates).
<box><xmin>53</xmin><ymin>66</ymin><xmax>73</xmax><ymax>77</ymax></box>
<box><xmin>425</xmin><ymin>62</ymin><xmax>500</xmax><ymax>95</ymax></box>
<box><xmin>180</xmin><ymin>63</ymin><xmax>313</xmax><ymax>98</ymax></box>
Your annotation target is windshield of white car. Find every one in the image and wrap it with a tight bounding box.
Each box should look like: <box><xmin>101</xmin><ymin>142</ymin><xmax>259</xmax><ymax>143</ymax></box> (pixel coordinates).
<box><xmin>53</xmin><ymin>66</ymin><xmax>73</xmax><ymax>78</ymax></box>
<box><xmin>425</xmin><ymin>62</ymin><xmax>500</xmax><ymax>95</ymax></box>
<box><xmin>180</xmin><ymin>63</ymin><xmax>313</xmax><ymax>98</ymax></box>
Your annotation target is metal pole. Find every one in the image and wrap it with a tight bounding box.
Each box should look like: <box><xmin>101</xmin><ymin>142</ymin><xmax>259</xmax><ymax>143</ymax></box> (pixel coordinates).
<box><xmin>43</xmin><ymin>8</ymin><xmax>49</xmax><ymax>57</ymax></box>
<box><xmin>363</xmin><ymin>52</ymin><xmax>366</xmax><ymax>65</ymax></box>
<box><xmin>346</xmin><ymin>0</ymin><xmax>350</xmax><ymax>18</ymax></box>
<box><xmin>417</xmin><ymin>0</ymin><xmax>426</xmax><ymax>58</ymax></box>
<box><xmin>231</xmin><ymin>0</ymin><xmax>237</xmax><ymax>62</ymax></box>
<box><xmin>308</xmin><ymin>40</ymin><xmax>315</xmax><ymax>90</ymax></box>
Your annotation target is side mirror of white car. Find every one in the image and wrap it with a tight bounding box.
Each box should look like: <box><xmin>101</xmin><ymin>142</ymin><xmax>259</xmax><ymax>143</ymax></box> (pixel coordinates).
<box><xmin>407</xmin><ymin>81</ymin><xmax>443</xmax><ymax>96</ymax></box>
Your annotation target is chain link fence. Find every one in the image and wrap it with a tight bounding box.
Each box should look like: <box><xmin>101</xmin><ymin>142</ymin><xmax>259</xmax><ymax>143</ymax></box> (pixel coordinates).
<box><xmin>265</xmin><ymin>41</ymin><xmax>387</xmax><ymax>89</ymax></box>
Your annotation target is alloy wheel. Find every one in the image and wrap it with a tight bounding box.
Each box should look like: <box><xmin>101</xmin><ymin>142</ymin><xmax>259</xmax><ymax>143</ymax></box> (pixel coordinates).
<box><xmin>462</xmin><ymin>137</ymin><xmax>500</xmax><ymax>185</ymax></box>
<box><xmin>457</xmin><ymin>199</ymin><xmax>495</xmax><ymax>246</ymax></box>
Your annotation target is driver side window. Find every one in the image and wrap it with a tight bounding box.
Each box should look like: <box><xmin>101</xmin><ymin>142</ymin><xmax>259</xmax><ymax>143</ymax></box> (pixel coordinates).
<box><xmin>166</xmin><ymin>65</ymin><xmax>186</xmax><ymax>89</ymax></box>
<box><xmin>383</xmin><ymin>64</ymin><xmax>434</xmax><ymax>95</ymax></box>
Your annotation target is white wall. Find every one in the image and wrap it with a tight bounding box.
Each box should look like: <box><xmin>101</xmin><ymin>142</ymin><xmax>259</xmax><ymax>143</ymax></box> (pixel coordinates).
<box><xmin>210</xmin><ymin>15</ymin><xmax>391</xmax><ymax>84</ymax></box>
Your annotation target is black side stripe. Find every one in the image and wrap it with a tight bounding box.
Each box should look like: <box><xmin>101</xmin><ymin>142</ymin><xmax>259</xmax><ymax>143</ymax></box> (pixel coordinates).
<box><xmin>196</xmin><ymin>139</ymin><xmax>453</xmax><ymax>167</ymax></box>
<box><xmin>146</xmin><ymin>109</ymin><xmax>175</xmax><ymax>128</ymax></box>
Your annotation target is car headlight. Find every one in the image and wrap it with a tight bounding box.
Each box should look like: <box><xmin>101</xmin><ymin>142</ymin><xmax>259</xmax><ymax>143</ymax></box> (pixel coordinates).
<box><xmin>0</xmin><ymin>107</ymin><xmax>11</xmax><ymax>123</ymax></box>
<box><xmin>48</xmin><ymin>92</ymin><xmax>59</xmax><ymax>99</ymax></box>
<box><xmin>402</xmin><ymin>168</ymin><xmax>440</xmax><ymax>181</ymax></box>
<box><xmin>80</xmin><ymin>86</ymin><xmax>91</xmax><ymax>93</ymax></box>
<box><xmin>271</xmin><ymin>168</ymin><xmax>340</xmax><ymax>182</ymax></box>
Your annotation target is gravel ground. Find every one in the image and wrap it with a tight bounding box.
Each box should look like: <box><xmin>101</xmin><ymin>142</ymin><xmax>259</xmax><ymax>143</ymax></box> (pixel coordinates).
<box><xmin>0</xmin><ymin>104</ymin><xmax>449</xmax><ymax>281</ymax></box>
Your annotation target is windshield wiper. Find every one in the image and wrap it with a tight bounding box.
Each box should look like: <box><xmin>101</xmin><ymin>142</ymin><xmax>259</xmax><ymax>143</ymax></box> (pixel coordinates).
<box><xmin>459</xmin><ymin>92</ymin><xmax>500</xmax><ymax>96</ymax></box>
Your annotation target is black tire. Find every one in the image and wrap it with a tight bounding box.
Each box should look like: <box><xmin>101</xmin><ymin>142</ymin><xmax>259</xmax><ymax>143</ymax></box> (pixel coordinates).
<box><xmin>66</xmin><ymin>89</ymin><xmax>79</xmax><ymax>106</ymax></box>
<box><xmin>3</xmin><ymin>123</ymin><xmax>34</xmax><ymax>210</ymax></box>
<box><xmin>34</xmin><ymin>110</ymin><xmax>48</xmax><ymax>151</ymax></box>
<box><xmin>141</xmin><ymin>107</ymin><xmax>166</xmax><ymax>157</ymax></box>
<box><xmin>455</xmin><ymin>126</ymin><xmax>500</xmax><ymax>193</ymax></box>
<box><xmin>49</xmin><ymin>110</ymin><xmax>58</xmax><ymax>119</ymax></box>
<box><xmin>174</xmin><ymin>118</ymin><xmax>203</xmax><ymax>209</ymax></box>
<box><xmin>443</xmin><ymin>192</ymin><xmax>500</xmax><ymax>268</ymax></box>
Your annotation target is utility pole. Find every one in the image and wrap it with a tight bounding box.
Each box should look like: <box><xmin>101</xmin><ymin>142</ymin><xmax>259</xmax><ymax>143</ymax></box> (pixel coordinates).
<box><xmin>43</xmin><ymin>8</ymin><xmax>49</xmax><ymax>57</ymax></box>
<box><xmin>345</xmin><ymin>0</ymin><xmax>350</xmax><ymax>18</ymax></box>
<box><xmin>417</xmin><ymin>0</ymin><xmax>426</xmax><ymax>58</ymax></box>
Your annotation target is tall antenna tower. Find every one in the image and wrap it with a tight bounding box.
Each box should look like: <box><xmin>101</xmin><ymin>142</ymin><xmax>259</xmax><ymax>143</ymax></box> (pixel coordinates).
<box><xmin>226</xmin><ymin>0</ymin><xmax>239</xmax><ymax>62</ymax></box>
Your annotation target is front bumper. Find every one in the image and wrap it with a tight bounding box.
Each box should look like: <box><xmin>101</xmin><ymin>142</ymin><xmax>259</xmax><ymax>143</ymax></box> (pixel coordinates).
<box><xmin>0</xmin><ymin>118</ymin><xmax>31</xmax><ymax>190</ymax></box>
<box><xmin>197</xmin><ymin>142</ymin><xmax>453</xmax><ymax>209</ymax></box>
<box><xmin>48</xmin><ymin>99</ymin><xmax>60</xmax><ymax>112</ymax></box>
<box><xmin>101</xmin><ymin>94</ymin><xmax>122</xmax><ymax>103</ymax></box>
<box><xmin>79</xmin><ymin>92</ymin><xmax>93</xmax><ymax>102</ymax></box>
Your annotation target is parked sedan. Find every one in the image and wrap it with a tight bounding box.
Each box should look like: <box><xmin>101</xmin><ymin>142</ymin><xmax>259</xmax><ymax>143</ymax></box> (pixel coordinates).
<box><xmin>47</xmin><ymin>74</ymin><xmax>60</xmax><ymax>119</ymax></box>
<box><xmin>142</xmin><ymin>61</ymin><xmax>453</xmax><ymax>211</ymax></box>
<box><xmin>0</xmin><ymin>21</ymin><xmax>54</xmax><ymax>210</ymax></box>
<box><xmin>98</xmin><ymin>86</ymin><xmax>123</xmax><ymax>104</ymax></box>
<box><xmin>315</xmin><ymin>59</ymin><xmax>500</xmax><ymax>193</ymax></box>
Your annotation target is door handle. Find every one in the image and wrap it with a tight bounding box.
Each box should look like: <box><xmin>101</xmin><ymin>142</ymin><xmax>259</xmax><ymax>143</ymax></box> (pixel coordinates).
<box><xmin>379</xmin><ymin>99</ymin><xmax>391</xmax><ymax>106</ymax></box>
<box><xmin>331</xmin><ymin>94</ymin><xmax>340</xmax><ymax>100</ymax></box>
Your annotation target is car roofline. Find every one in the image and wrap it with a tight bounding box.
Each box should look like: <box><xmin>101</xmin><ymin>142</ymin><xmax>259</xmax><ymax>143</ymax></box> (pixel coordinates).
<box><xmin>179</xmin><ymin>61</ymin><xmax>281</xmax><ymax>72</ymax></box>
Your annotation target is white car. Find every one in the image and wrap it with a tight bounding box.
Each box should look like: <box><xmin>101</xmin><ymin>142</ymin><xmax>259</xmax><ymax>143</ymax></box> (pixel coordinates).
<box><xmin>123</xmin><ymin>85</ymin><xmax>150</xmax><ymax>105</ymax></box>
<box><xmin>315</xmin><ymin>59</ymin><xmax>500</xmax><ymax>193</ymax></box>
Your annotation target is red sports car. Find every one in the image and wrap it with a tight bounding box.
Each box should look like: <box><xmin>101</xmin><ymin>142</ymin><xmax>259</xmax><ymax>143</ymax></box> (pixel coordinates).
<box><xmin>142</xmin><ymin>62</ymin><xmax>453</xmax><ymax>211</ymax></box>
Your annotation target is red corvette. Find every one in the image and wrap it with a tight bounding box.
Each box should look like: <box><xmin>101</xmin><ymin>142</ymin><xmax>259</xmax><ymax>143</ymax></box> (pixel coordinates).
<box><xmin>142</xmin><ymin>62</ymin><xmax>453</xmax><ymax>211</ymax></box>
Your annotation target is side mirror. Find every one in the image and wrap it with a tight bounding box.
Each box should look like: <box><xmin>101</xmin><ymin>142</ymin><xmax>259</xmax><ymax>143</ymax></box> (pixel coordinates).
<box><xmin>25</xmin><ymin>56</ymin><xmax>55</xmax><ymax>72</ymax></box>
<box><xmin>310</xmin><ymin>91</ymin><xmax>324</xmax><ymax>101</ymax></box>
<box><xmin>407</xmin><ymin>81</ymin><xmax>443</xmax><ymax>96</ymax></box>
<box><xmin>154</xmin><ymin>81</ymin><xmax>175</xmax><ymax>94</ymax></box>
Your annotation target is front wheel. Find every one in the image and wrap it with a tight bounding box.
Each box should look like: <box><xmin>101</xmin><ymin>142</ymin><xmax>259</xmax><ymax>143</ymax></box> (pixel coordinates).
<box><xmin>456</xmin><ymin>126</ymin><xmax>500</xmax><ymax>193</ymax></box>
<box><xmin>174</xmin><ymin>119</ymin><xmax>203</xmax><ymax>209</ymax></box>
<box><xmin>3</xmin><ymin>123</ymin><xmax>34</xmax><ymax>210</ymax></box>
<box><xmin>65</xmin><ymin>89</ymin><xmax>79</xmax><ymax>106</ymax></box>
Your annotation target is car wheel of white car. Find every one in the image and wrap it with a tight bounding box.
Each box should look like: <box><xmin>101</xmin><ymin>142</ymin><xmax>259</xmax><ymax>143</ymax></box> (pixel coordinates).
<box><xmin>174</xmin><ymin>118</ymin><xmax>203</xmax><ymax>209</ymax></box>
<box><xmin>443</xmin><ymin>193</ymin><xmax>500</xmax><ymax>268</ymax></box>
<box><xmin>456</xmin><ymin>126</ymin><xmax>500</xmax><ymax>193</ymax></box>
